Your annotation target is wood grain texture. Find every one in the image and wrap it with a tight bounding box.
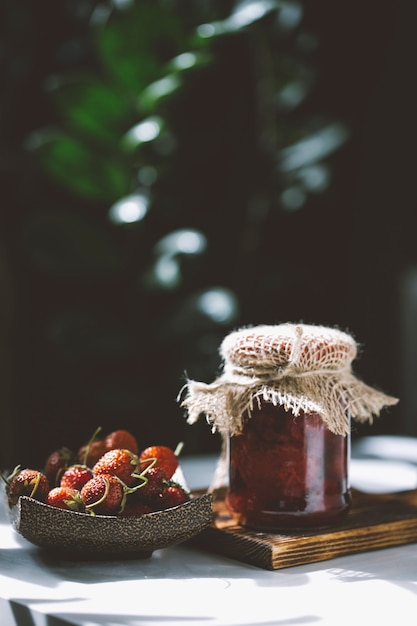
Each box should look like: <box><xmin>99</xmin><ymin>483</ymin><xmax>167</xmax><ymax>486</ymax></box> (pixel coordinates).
<box><xmin>189</xmin><ymin>488</ymin><xmax>417</xmax><ymax>570</ymax></box>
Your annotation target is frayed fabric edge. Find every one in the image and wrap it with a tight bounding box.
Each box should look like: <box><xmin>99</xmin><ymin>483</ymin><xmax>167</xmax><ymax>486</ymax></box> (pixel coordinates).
<box><xmin>180</xmin><ymin>374</ymin><xmax>399</xmax><ymax>491</ymax></box>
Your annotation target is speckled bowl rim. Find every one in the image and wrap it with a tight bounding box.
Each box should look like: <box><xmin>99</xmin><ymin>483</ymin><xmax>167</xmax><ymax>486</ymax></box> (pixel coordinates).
<box><xmin>10</xmin><ymin>493</ymin><xmax>213</xmax><ymax>558</ymax></box>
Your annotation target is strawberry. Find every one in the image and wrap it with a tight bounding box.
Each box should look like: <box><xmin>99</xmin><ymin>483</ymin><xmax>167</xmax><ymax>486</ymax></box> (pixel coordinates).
<box><xmin>81</xmin><ymin>474</ymin><xmax>125</xmax><ymax>515</ymax></box>
<box><xmin>44</xmin><ymin>447</ymin><xmax>74</xmax><ymax>486</ymax></box>
<box><xmin>133</xmin><ymin>466</ymin><xmax>167</xmax><ymax>504</ymax></box>
<box><xmin>105</xmin><ymin>429</ymin><xmax>139</xmax><ymax>454</ymax></box>
<box><xmin>157</xmin><ymin>483</ymin><xmax>189</xmax><ymax>510</ymax></box>
<box><xmin>139</xmin><ymin>444</ymin><xmax>182</xmax><ymax>480</ymax></box>
<box><xmin>78</xmin><ymin>439</ymin><xmax>107</xmax><ymax>467</ymax></box>
<box><xmin>7</xmin><ymin>468</ymin><xmax>50</xmax><ymax>506</ymax></box>
<box><xmin>47</xmin><ymin>486</ymin><xmax>84</xmax><ymax>512</ymax></box>
<box><xmin>60</xmin><ymin>465</ymin><xmax>94</xmax><ymax>491</ymax></box>
<box><xmin>93</xmin><ymin>448</ymin><xmax>140</xmax><ymax>487</ymax></box>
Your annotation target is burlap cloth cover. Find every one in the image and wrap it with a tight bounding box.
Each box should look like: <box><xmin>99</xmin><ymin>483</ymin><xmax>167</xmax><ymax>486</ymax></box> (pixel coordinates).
<box><xmin>180</xmin><ymin>323</ymin><xmax>399</xmax><ymax>488</ymax></box>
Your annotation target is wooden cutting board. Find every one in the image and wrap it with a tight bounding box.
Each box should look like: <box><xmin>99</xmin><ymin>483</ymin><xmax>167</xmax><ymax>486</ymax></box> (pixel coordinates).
<box><xmin>188</xmin><ymin>488</ymin><xmax>417</xmax><ymax>570</ymax></box>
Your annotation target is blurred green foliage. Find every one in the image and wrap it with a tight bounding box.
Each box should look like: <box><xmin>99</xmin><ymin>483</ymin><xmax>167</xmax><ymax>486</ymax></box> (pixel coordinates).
<box><xmin>1</xmin><ymin>0</ymin><xmax>351</xmax><ymax>465</ymax></box>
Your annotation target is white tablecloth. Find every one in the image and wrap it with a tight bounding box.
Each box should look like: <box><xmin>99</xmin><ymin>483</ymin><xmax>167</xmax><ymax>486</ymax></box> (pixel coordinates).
<box><xmin>1</xmin><ymin>437</ymin><xmax>417</xmax><ymax>626</ymax></box>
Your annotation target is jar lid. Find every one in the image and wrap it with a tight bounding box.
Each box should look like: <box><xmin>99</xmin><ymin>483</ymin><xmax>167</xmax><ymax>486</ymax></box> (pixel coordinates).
<box><xmin>181</xmin><ymin>323</ymin><xmax>398</xmax><ymax>442</ymax></box>
<box><xmin>221</xmin><ymin>323</ymin><xmax>357</xmax><ymax>374</ymax></box>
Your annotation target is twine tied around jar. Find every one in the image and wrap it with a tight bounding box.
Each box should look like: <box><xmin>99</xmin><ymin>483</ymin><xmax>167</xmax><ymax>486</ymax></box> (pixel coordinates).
<box><xmin>179</xmin><ymin>324</ymin><xmax>399</xmax><ymax>489</ymax></box>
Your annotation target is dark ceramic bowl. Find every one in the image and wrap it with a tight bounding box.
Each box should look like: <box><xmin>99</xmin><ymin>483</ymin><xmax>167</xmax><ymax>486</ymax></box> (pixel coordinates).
<box><xmin>10</xmin><ymin>493</ymin><xmax>213</xmax><ymax>559</ymax></box>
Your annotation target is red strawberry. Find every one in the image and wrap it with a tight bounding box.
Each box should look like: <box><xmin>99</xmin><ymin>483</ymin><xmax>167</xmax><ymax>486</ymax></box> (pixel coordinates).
<box><xmin>81</xmin><ymin>474</ymin><xmax>125</xmax><ymax>515</ymax></box>
<box><xmin>139</xmin><ymin>444</ymin><xmax>182</xmax><ymax>480</ymax></box>
<box><xmin>44</xmin><ymin>447</ymin><xmax>74</xmax><ymax>486</ymax></box>
<box><xmin>93</xmin><ymin>449</ymin><xmax>140</xmax><ymax>487</ymax></box>
<box><xmin>105</xmin><ymin>429</ymin><xmax>139</xmax><ymax>454</ymax></box>
<box><xmin>47</xmin><ymin>486</ymin><xmax>84</xmax><ymax>512</ymax></box>
<box><xmin>7</xmin><ymin>468</ymin><xmax>50</xmax><ymax>506</ymax></box>
<box><xmin>60</xmin><ymin>465</ymin><xmax>94</xmax><ymax>491</ymax></box>
<box><xmin>157</xmin><ymin>483</ymin><xmax>189</xmax><ymax>510</ymax></box>
<box><xmin>78</xmin><ymin>439</ymin><xmax>107</xmax><ymax>467</ymax></box>
<box><xmin>133</xmin><ymin>466</ymin><xmax>167</xmax><ymax>504</ymax></box>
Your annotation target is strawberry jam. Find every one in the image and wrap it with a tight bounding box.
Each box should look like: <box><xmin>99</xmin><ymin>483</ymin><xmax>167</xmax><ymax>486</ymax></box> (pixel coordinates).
<box><xmin>226</xmin><ymin>401</ymin><xmax>351</xmax><ymax>530</ymax></box>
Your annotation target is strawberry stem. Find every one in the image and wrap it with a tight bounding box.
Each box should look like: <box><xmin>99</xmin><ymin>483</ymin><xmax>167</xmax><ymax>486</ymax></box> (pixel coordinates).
<box><xmin>6</xmin><ymin>465</ymin><xmax>21</xmax><ymax>483</ymax></box>
<box><xmin>0</xmin><ymin>471</ymin><xmax>10</xmax><ymax>486</ymax></box>
<box><xmin>125</xmin><ymin>474</ymin><xmax>148</xmax><ymax>493</ymax></box>
<box><xmin>83</xmin><ymin>426</ymin><xmax>102</xmax><ymax>466</ymax></box>
<box><xmin>86</xmin><ymin>474</ymin><xmax>110</xmax><ymax>512</ymax></box>
<box><xmin>29</xmin><ymin>472</ymin><xmax>42</xmax><ymax>499</ymax></box>
<box><xmin>138</xmin><ymin>456</ymin><xmax>157</xmax><ymax>474</ymax></box>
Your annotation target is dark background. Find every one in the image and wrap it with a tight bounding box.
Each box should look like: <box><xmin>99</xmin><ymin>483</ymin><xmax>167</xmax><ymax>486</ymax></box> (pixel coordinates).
<box><xmin>1</xmin><ymin>1</ymin><xmax>416</xmax><ymax>469</ymax></box>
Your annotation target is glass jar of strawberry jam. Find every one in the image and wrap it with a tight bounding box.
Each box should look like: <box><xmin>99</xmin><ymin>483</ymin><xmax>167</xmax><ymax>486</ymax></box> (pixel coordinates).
<box><xmin>181</xmin><ymin>323</ymin><xmax>398</xmax><ymax>531</ymax></box>
<box><xmin>226</xmin><ymin>402</ymin><xmax>351</xmax><ymax>530</ymax></box>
